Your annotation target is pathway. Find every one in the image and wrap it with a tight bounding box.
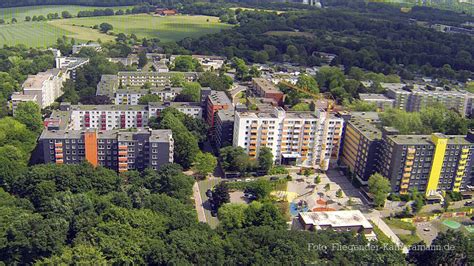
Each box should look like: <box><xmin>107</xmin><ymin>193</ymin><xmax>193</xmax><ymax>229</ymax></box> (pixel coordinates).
<box><xmin>367</xmin><ymin>211</ymin><xmax>409</xmax><ymax>254</ymax></box>
<box><xmin>193</xmin><ymin>182</ymin><xmax>206</xmax><ymax>223</ymax></box>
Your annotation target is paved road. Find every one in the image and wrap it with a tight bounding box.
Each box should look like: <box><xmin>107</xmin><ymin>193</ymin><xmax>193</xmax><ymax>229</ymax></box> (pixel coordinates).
<box><xmin>193</xmin><ymin>182</ymin><xmax>207</xmax><ymax>223</ymax></box>
<box><xmin>367</xmin><ymin>211</ymin><xmax>409</xmax><ymax>254</ymax></box>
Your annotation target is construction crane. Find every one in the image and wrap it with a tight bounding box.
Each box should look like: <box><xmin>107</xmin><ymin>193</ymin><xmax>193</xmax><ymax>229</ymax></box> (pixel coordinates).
<box><xmin>279</xmin><ymin>81</ymin><xmax>335</xmax><ymax>171</ymax></box>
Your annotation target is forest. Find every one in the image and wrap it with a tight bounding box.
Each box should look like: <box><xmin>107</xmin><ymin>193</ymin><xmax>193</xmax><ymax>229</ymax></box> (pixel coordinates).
<box><xmin>181</xmin><ymin>6</ymin><xmax>473</xmax><ymax>81</ymax></box>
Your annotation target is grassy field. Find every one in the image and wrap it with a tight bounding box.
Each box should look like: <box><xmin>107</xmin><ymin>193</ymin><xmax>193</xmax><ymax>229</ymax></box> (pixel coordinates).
<box><xmin>49</xmin><ymin>14</ymin><xmax>232</xmax><ymax>43</ymax></box>
<box><xmin>0</xmin><ymin>22</ymin><xmax>71</xmax><ymax>47</ymax></box>
<box><xmin>0</xmin><ymin>5</ymin><xmax>130</xmax><ymax>21</ymax></box>
<box><xmin>0</xmin><ymin>13</ymin><xmax>231</xmax><ymax>47</ymax></box>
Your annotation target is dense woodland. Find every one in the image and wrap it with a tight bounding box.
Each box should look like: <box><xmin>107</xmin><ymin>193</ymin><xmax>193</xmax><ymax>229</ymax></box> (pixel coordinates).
<box><xmin>182</xmin><ymin>8</ymin><xmax>473</xmax><ymax>81</ymax></box>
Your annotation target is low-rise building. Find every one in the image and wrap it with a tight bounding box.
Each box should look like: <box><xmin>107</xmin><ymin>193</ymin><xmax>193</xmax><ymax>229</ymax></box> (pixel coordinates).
<box><xmin>148</xmin><ymin>102</ymin><xmax>202</xmax><ymax>118</ymax></box>
<box><xmin>118</xmin><ymin>71</ymin><xmax>198</xmax><ymax>87</ymax></box>
<box><xmin>72</xmin><ymin>43</ymin><xmax>101</xmax><ymax>54</ymax></box>
<box><xmin>55</xmin><ymin>57</ymin><xmax>89</xmax><ymax>80</ymax></box>
<box><xmin>39</xmin><ymin>128</ymin><xmax>173</xmax><ymax>172</ymax></box>
<box><xmin>298</xmin><ymin>210</ymin><xmax>375</xmax><ymax>238</ymax></box>
<box><xmin>233</xmin><ymin>107</ymin><xmax>344</xmax><ymax>170</ymax></box>
<box><xmin>359</xmin><ymin>93</ymin><xmax>394</xmax><ymax>111</ymax></box>
<box><xmin>252</xmin><ymin>78</ymin><xmax>284</xmax><ymax>106</ymax></box>
<box><xmin>114</xmin><ymin>86</ymin><xmax>183</xmax><ymax>105</ymax></box>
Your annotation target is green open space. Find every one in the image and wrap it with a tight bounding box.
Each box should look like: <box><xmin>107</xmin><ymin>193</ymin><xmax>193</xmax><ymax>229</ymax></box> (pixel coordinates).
<box><xmin>49</xmin><ymin>14</ymin><xmax>232</xmax><ymax>43</ymax></box>
<box><xmin>0</xmin><ymin>5</ymin><xmax>130</xmax><ymax>21</ymax></box>
<box><xmin>0</xmin><ymin>22</ymin><xmax>71</xmax><ymax>47</ymax></box>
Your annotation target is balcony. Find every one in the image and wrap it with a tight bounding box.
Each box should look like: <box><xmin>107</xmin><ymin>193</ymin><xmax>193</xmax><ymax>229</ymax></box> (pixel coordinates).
<box><xmin>405</xmin><ymin>161</ymin><xmax>413</xmax><ymax>166</ymax></box>
<box><xmin>407</xmin><ymin>155</ymin><xmax>414</xmax><ymax>160</ymax></box>
<box><xmin>118</xmin><ymin>168</ymin><xmax>128</xmax><ymax>173</ymax></box>
<box><xmin>461</xmin><ymin>154</ymin><xmax>468</xmax><ymax>159</ymax></box>
<box><xmin>119</xmin><ymin>145</ymin><xmax>127</xmax><ymax>150</ymax></box>
<box><xmin>56</xmin><ymin>159</ymin><xmax>64</xmax><ymax>164</ymax></box>
<box><xmin>55</xmin><ymin>148</ymin><xmax>63</xmax><ymax>153</ymax></box>
<box><xmin>119</xmin><ymin>162</ymin><xmax>128</xmax><ymax>167</ymax></box>
<box><xmin>403</xmin><ymin>173</ymin><xmax>410</xmax><ymax>178</ymax></box>
<box><xmin>54</xmin><ymin>143</ymin><xmax>63</xmax><ymax>147</ymax></box>
<box><xmin>55</xmin><ymin>154</ymin><xmax>63</xmax><ymax>159</ymax></box>
<box><xmin>404</xmin><ymin>167</ymin><xmax>412</xmax><ymax>172</ymax></box>
<box><xmin>249</xmin><ymin>151</ymin><xmax>256</xmax><ymax>156</ymax></box>
<box><xmin>400</xmin><ymin>183</ymin><xmax>409</xmax><ymax>189</ymax></box>
<box><xmin>118</xmin><ymin>157</ymin><xmax>128</xmax><ymax>162</ymax></box>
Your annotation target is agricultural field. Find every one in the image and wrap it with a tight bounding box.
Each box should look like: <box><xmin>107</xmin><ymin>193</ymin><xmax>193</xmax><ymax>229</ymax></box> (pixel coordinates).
<box><xmin>0</xmin><ymin>22</ymin><xmax>71</xmax><ymax>47</ymax></box>
<box><xmin>0</xmin><ymin>5</ymin><xmax>130</xmax><ymax>21</ymax></box>
<box><xmin>49</xmin><ymin>14</ymin><xmax>233</xmax><ymax>43</ymax></box>
<box><xmin>0</xmin><ymin>11</ymin><xmax>231</xmax><ymax>47</ymax></box>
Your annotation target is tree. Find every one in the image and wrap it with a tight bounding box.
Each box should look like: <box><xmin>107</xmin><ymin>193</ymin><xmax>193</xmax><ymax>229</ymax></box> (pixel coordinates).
<box><xmin>138</xmin><ymin>94</ymin><xmax>161</xmax><ymax>105</ymax></box>
<box><xmin>245</xmin><ymin>180</ymin><xmax>272</xmax><ymax>200</ymax></box>
<box><xmin>219</xmin><ymin>146</ymin><xmax>251</xmax><ymax>172</ymax></box>
<box><xmin>198</xmin><ymin>71</ymin><xmax>232</xmax><ymax>91</ymax></box>
<box><xmin>212</xmin><ymin>182</ymin><xmax>230</xmax><ymax>209</ymax></box>
<box><xmin>218</xmin><ymin>203</ymin><xmax>247</xmax><ymax>230</ymax></box>
<box><xmin>231</xmin><ymin>57</ymin><xmax>249</xmax><ymax>80</ymax></box>
<box><xmin>0</xmin><ymin>145</ymin><xmax>27</xmax><ymax>188</ymax></box>
<box><xmin>193</xmin><ymin>152</ymin><xmax>217</xmax><ymax>177</ymax></box>
<box><xmin>296</xmin><ymin>74</ymin><xmax>319</xmax><ymax>94</ymax></box>
<box><xmin>14</xmin><ymin>101</ymin><xmax>43</xmax><ymax>134</ymax></box>
<box><xmin>258</xmin><ymin>147</ymin><xmax>273</xmax><ymax>173</ymax></box>
<box><xmin>345</xmin><ymin>100</ymin><xmax>377</xmax><ymax>111</ymax></box>
<box><xmin>173</xmin><ymin>56</ymin><xmax>200</xmax><ymax>72</ymax></box>
<box><xmin>11</xmin><ymin>18</ymin><xmax>17</xmax><ymax>23</ymax></box>
<box><xmin>290</xmin><ymin>103</ymin><xmax>310</xmax><ymax>111</ymax></box>
<box><xmin>170</xmin><ymin>73</ymin><xmax>185</xmax><ymax>87</ymax></box>
<box><xmin>176</xmin><ymin>82</ymin><xmax>201</xmax><ymax>102</ymax></box>
<box><xmin>138</xmin><ymin>51</ymin><xmax>147</xmax><ymax>68</ymax></box>
<box><xmin>0</xmin><ymin>19</ymin><xmax>4</xmax><ymax>24</ymax></box>
<box><xmin>368</xmin><ymin>173</ymin><xmax>391</xmax><ymax>207</ymax></box>
<box><xmin>314</xmin><ymin>175</ymin><xmax>321</xmax><ymax>184</ymax></box>
<box><xmin>25</xmin><ymin>16</ymin><xmax>31</xmax><ymax>21</ymax></box>
<box><xmin>336</xmin><ymin>189</ymin><xmax>343</xmax><ymax>198</ymax></box>
<box><xmin>99</xmin><ymin>23</ymin><xmax>113</xmax><ymax>33</ymax></box>
<box><xmin>36</xmin><ymin>245</ymin><xmax>107</xmax><ymax>265</ymax></box>
<box><xmin>61</xmin><ymin>11</ymin><xmax>72</xmax><ymax>19</ymax></box>
<box><xmin>408</xmin><ymin>230</ymin><xmax>472</xmax><ymax>265</ymax></box>
<box><xmin>253</xmin><ymin>51</ymin><xmax>269</xmax><ymax>64</ymax></box>
<box><xmin>324</xmin><ymin>183</ymin><xmax>331</xmax><ymax>192</ymax></box>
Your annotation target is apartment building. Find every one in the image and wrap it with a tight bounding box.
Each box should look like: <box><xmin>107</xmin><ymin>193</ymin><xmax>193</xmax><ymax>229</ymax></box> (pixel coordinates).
<box><xmin>384</xmin><ymin>83</ymin><xmax>474</xmax><ymax>117</ymax></box>
<box><xmin>118</xmin><ymin>71</ymin><xmax>198</xmax><ymax>87</ymax></box>
<box><xmin>359</xmin><ymin>93</ymin><xmax>395</xmax><ymax>111</ymax></box>
<box><xmin>114</xmin><ymin>87</ymin><xmax>183</xmax><ymax>105</ymax></box>
<box><xmin>214</xmin><ymin>109</ymin><xmax>234</xmax><ymax>149</ymax></box>
<box><xmin>21</xmin><ymin>68</ymin><xmax>66</xmax><ymax>109</ymax></box>
<box><xmin>340</xmin><ymin>113</ymin><xmax>382</xmax><ymax>185</ymax></box>
<box><xmin>378</xmin><ymin>129</ymin><xmax>474</xmax><ymax>197</ymax></box>
<box><xmin>39</xmin><ymin>128</ymin><xmax>173</xmax><ymax>172</ymax></box>
<box><xmin>252</xmin><ymin>78</ymin><xmax>284</xmax><ymax>106</ymax></box>
<box><xmin>56</xmin><ymin>102</ymin><xmax>202</xmax><ymax>131</ymax></box>
<box><xmin>206</xmin><ymin>90</ymin><xmax>233</xmax><ymax>127</ymax></box>
<box><xmin>72</xmin><ymin>43</ymin><xmax>101</xmax><ymax>54</ymax></box>
<box><xmin>148</xmin><ymin>102</ymin><xmax>202</xmax><ymax>119</ymax></box>
<box><xmin>55</xmin><ymin>57</ymin><xmax>89</xmax><ymax>80</ymax></box>
<box><xmin>233</xmin><ymin>107</ymin><xmax>344</xmax><ymax>170</ymax></box>
<box><xmin>11</xmin><ymin>93</ymin><xmax>38</xmax><ymax>114</ymax></box>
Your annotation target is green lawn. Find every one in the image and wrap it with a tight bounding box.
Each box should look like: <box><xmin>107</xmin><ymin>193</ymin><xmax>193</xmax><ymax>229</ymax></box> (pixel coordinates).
<box><xmin>0</xmin><ymin>22</ymin><xmax>71</xmax><ymax>47</ymax></box>
<box><xmin>0</xmin><ymin>5</ymin><xmax>131</xmax><ymax>21</ymax></box>
<box><xmin>49</xmin><ymin>14</ymin><xmax>232</xmax><ymax>43</ymax></box>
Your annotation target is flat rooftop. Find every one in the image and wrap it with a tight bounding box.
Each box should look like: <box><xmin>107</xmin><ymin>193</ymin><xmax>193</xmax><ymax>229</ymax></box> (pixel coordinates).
<box><xmin>118</xmin><ymin>71</ymin><xmax>197</xmax><ymax>77</ymax></box>
<box><xmin>253</xmin><ymin>78</ymin><xmax>281</xmax><ymax>94</ymax></box>
<box><xmin>22</xmin><ymin>69</ymin><xmax>61</xmax><ymax>89</ymax></box>
<box><xmin>348</xmin><ymin>115</ymin><xmax>381</xmax><ymax>140</ymax></box>
<box><xmin>388</xmin><ymin>134</ymin><xmax>474</xmax><ymax>145</ymax></box>
<box><xmin>359</xmin><ymin>93</ymin><xmax>394</xmax><ymax>101</ymax></box>
<box><xmin>299</xmin><ymin>210</ymin><xmax>372</xmax><ymax>229</ymax></box>
<box><xmin>70</xmin><ymin>105</ymin><xmax>147</xmax><ymax>111</ymax></box>
<box><xmin>40</xmin><ymin>128</ymin><xmax>172</xmax><ymax>142</ymax></box>
<box><xmin>216</xmin><ymin>109</ymin><xmax>234</xmax><ymax>122</ymax></box>
<box><xmin>209</xmin><ymin>91</ymin><xmax>232</xmax><ymax>106</ymax></box>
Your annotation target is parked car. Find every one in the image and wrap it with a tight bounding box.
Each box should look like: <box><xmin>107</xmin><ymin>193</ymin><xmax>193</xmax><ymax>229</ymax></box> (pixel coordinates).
<box><xmin>464</xmin><ymin>201</ymin><xmax>474</xmax><ymax>206</ymax></box>
<box><xmin>423</xmin><ymin>228</ymin><xmax>431</xmax><ymax>232</ymax></box>
<box><xmin>270</xmin><ymin>176</ymin><xmax>279</xmax><ymax>181</ymax></box>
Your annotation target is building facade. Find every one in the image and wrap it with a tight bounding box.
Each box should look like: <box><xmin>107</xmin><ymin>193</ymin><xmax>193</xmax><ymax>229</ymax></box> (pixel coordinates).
<box><xmin>114</xmin><ymin>87</ymin><xmax>183</xmax><ymax>105</ymax></box>
<box><xmin>233</xmin><ymin>107</ymin><xmax>344</xmax><ymax>170</ymax></box>
<box><xmin>385</xmin><ymin>84</ymin><xmax>474</xmax><ymax>117</ymax></box>
<box><xmin>214</xmin><ymin>109</ymin><xmax>234</xmax><ymax>149</ymax></box>
<box><xmin>118</xmin><ymin>71</ymin><xmax>197</xmax><ymax>87</ymax></box>
<box><xmin>378</xmin><ymin>130</ymin><xmax>474</xmax><ymax>197</ymax></box>
<box><xmin>340</xmin><ymin>113</ymin><xmax>382</xmax><ymax>185</ymax></box>
<box><xmin>21</xmin><ymin>69</ymin><xmax>66</xmax><ymax>108</ymax></box>
<box><xmin>252</xmin><ymin>78</ymin><xmax>284</xmax><ymax>106</ymax></box>
<box><xmin>39</xmin><ymin>128</ymin><xmax>173</xmax><ymax>172</ymax></box>
<box><xmin>206</xmin><ymin>91</ymin><xmax>233</xmax><ymax>127</ymax></box>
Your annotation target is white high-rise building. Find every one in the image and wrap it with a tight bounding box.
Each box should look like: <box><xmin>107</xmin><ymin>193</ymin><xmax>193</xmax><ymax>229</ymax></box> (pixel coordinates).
<box><xmin>233</xmin><ymin>107</ymin><xmax>344</xmax><ymax>170</ymax></box>
<box><xmin>22</xmin><ymin>69</ymin><xmax>66</xmax><ymax>108</ymax></box>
